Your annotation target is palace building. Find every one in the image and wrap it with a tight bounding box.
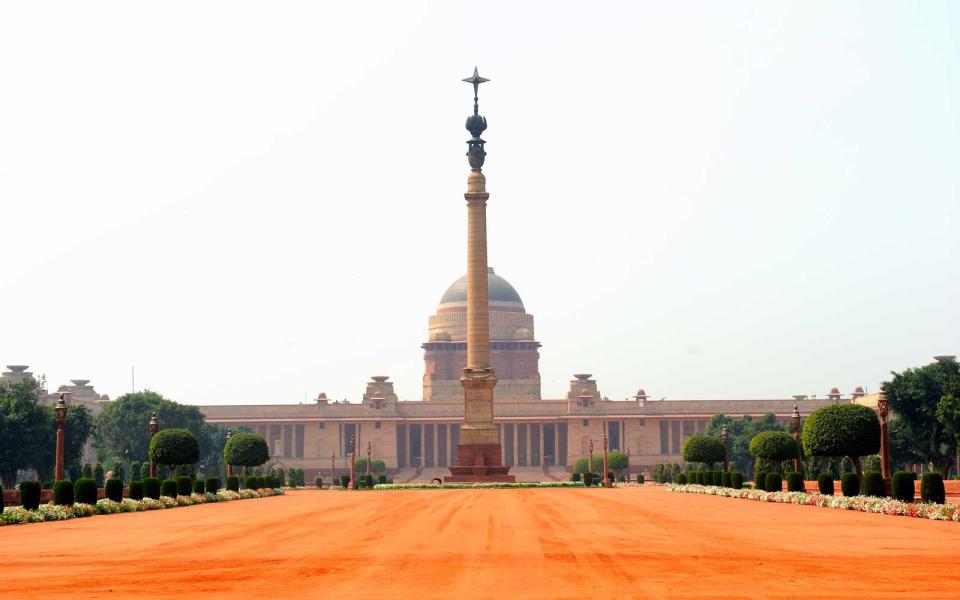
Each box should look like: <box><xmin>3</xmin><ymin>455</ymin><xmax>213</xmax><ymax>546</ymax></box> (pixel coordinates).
<box><xmin>196</xmin><ymin>269</ymin><xmax>859</xmax><ymax>481</ymax></box>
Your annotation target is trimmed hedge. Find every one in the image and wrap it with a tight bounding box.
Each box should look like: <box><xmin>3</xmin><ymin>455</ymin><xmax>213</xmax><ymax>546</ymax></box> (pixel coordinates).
<box><xmin>749</xmin><ymin>431</ymin><xmax>799</xmax><ymax>462</ymax></box>
<box><xmin>129</xmin><ymin>480</ymin><xmax>144</xmax><ymax>501</ymax></box>
<box><xmin>862</xmin><ymin>471</ymin><xmax>886</xmax><ymax>497</ymax></box>
<box><xmin>105</xmin><ymin>478</ymin><xmax>124</xmax><ymax>502</ymax></box>
<box><xmin>193</xmin><ymin>479</ymin><xmax>205</xmax><ymax>494</ymax></box>
<box><xmin>226</xmin><ymin>476</ymin><xmax>240</xmax><ymax>492</ymax></box>
<box><xmin>921</xmin><ymin>472</ymin><xmax>945</xmax><ymax>504</ymax></box>
<box><xmin>891</xmin><ymin>471</ymin><xmax>915</xmax><ymax>503</ymax></box>
<box><xmin>19</xmin><ymin>480</ymin><xmax>41</xmax><ymax>510</ymax></box>
<box><xmin>841</xmin><ymin>473</ymin><xmax>860</xmax><ymax>497</ymax></box>
<box><xmin>703</xmin><ymin>471</ymin><xmax>714</xmax><ymax>486</ymax></box>
<box><xmin>315</xmin><ymin>476</ymin><xmax>324</xmax><ymax>488</ymax></box>
<box><xmin>161</xmin><ymin>479</ymin><xmax>177</xmax><ymax>498</ymax></box>
<box><xmin>755</xmin><ymin>472</ymin><xmax>767</xmax><ymax>490</ymax></box>
<box><xmin>378</xmin><ymin>475</ymin><xmax>388</xmax><ymax>485</ymax></box>
<box><xmin>75</xmin><ymin>477</ymin><xmax>98</xmax><ymax>504</ymax></box>
<box><xmin>142</xmin><ymin>477</ymin><xmax>161</xmax><ymax>499</ymax></box>
<box><xmin>764</xmin><ymin>473</ymin><xmax>782</xmax><ymax>493</ymax></box>
<box><xmin>340</xmin><ymin>475</ymin><xmax>350</xmax><ymax>488</ymax></box>
<box><xmin>571</xmin><ymin>472</ymin><xmax>581</xmax><ymax>482</ymax></box>
<box><xmin>818</xmin><ymin>473</ymin><xmax>834</xmax><ymax>495</ymax></box>
<box><xmin>730</xmin><ymin>472</ymin><xmax>743</xmax><ymax>489</ymax></box>
<box><xmin>176</xmin><ymin>476</ymin><xmax>193</xmax><ymax>496</ymax></box>
<box><xmin>206</xmin><ymin>477</ymin><xmax>220</xmax><ymax>493</ymax></box>
<box><xmin>636</xmin><ymin>473</ymin><xmax>645</xmax><ymax>484</ymax></box>
<box><xmin>53</xmin><ymin>480</ymin><xmax>74</xmax><ymax>506</ymax></box>
<box><xmin>713</xmin><ymin>471</ymin><xmax>722</xmax><ymax>486</ymax></box>
<box><xmin>674</xmin><ymin>473</ymin><xmax>688</xmax><ymax>485</ymax></box>
<box><xmin>721</xmin><ymin>471</ymin><xmax>732</xmax><ymax>488</ymax></box>
<box><xmin>786</xmin><ymin>471</ymin><xmax>804</xmax><ymax>492</ymax></box>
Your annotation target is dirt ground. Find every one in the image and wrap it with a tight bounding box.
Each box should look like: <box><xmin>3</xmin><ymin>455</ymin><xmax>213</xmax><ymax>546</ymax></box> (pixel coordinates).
<box><xmin>3</xmin><ymin>486</ymin><xmax>959</xmax><ymax>599</ymax></box>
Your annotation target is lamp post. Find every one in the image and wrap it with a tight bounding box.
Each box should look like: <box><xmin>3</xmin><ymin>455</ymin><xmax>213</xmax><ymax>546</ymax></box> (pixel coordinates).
<box><xmin>330</xmin><ymin>451</ymin><xmax>336</xmax><ymax>489</ymax></box>
<box><xmin>149</xmin><ymin>413</ymin><xmax>159</xmax><ymax>478</ymax></box>
<box><xmin>602</xmin><ymin>431</ymin><xmax>610</xmax><ymax>487</ymax></box>
<box><xmin>791</xmin><ymin>405</ymin><xmax>803</xmax><ymax>474</ymax></box>
<box><xmin>625</xmin><ymin>448</ymin><xmax>631</xmax><ymax>483</ymax></box>
<box><xmin>54</xmin><ymin>393</ymin><xmax>67</xmax><ymax>481</ymax></box>
<box><xmin>366</xmin><ymin>441</ymin><xmax>372</xmax><ymax>478</ymax></box>
<box><xmin>878</xmin><ymin>391</ymin><xmax>891</xmax><ymax>481</ymax></box>
<box><xmin>720</xmin><ymin>425</ymin><xmax>729</xmax><ymax>473</ymax></box>
<box><xmin>225</xmin><ymin>428</ymin><xmax>234</xmax><ymax>478</ymax></box>
<box><xmin>588</xmin><ymin>439</ymin><xmax>594</xmax><ymax>474</ymax></box>
<box><xmin>347</xmin><ymin>435</ymin><xmax>357</xmax><ymax>489</ymax></box>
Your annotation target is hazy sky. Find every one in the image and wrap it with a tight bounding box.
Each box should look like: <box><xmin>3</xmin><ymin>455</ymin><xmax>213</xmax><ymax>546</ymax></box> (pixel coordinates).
<box><xmin>1</xmin><ymin>2</ymin><xmax>957</xmax><ymax>406</ymax></box>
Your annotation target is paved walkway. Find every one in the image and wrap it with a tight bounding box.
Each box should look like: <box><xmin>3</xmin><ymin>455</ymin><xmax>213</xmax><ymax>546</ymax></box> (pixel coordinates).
<box><xmin>2</xmin><ymin>486</ymin><xmax>959</xmax><ymax>599</ymax></box>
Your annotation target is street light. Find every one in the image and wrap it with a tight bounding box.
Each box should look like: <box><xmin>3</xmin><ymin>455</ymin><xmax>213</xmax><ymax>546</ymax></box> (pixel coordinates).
<box><xmin>877</xmin><ymin>391</ymin><xmax>891</xmax><ymax>480</ymax></box>
<box><xmin>330</xmin><ymin>451</ymin><xmax>336</xmax><ymax>488</ymax></box>
<box><xmin>225</xmin><ymin>428</ymin><xmax>234</xmax><ymax>478</ymax></box>
<box><xmin>720</xmin><ymin>425</ymin><xmax>730</xmax><ymax>472</ymax></box>
<box><xmin>588</xmin><ymin>439</ymin><xmax>594</xmax><ymax>474</ymax></box>
<box><xmin>791</xmin><ymin>405</ymin><xmax>802</xmax><ymax>473</ymax></box>
<box><xmin>366</xmin><ymin>440</ymin><xmax>372</xmax><ymax>478</ymax></box>
<box><xmin>149</xmin><ymin>413</ymin><xmax>159</xmax><ymax>478</ymax></box>
<box><xmin>54</xmin><ymin>393</ymin><xmax>67</xmax><ymax>481</ymax></box>
<box><xmin>602</xmin><ymin>431</ymin><xmax>610</xmax><ymax>488</ymax></box>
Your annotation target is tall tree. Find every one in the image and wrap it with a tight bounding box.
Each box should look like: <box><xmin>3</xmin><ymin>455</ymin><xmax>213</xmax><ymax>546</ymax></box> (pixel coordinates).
<box><xmin>884</xmin><ymin>358</ymin><xmax>960</xmax><ymax>477</ymax></box>
<box><xmin>94</xmin><ymin>390</ymin><xmax>207</xmax><ymax>463</ymax></box>
<box><xmin>0</xmin><ymin>377</ymin><xmax>49</xmax><ymax>486</ymax></box>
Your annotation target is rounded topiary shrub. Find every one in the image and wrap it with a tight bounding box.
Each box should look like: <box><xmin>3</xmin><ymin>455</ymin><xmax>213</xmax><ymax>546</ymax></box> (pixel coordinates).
<box><xmin>193</xmin><ymin>479</ymin><xmax>205</xmax><ymax>494</ymax></box>
<box><xmin>149</xmin><ymin>429</ymin><xmax>200</xmax><ymax>478</ymax></box>
<box><xmin>53</xmin><ymin>480</ymin><xmax>74</xmax><ymax>506</ymax></box>
<box><xmin>226</xmin><ymin>476</ymin><xmax>240</xmax><ymax>492</ymax></box>
<box><xmin>721</xmin><ymin>471</ymin><xmax>732</xmax><ymax>488</ymax></box>
<box><xmin>891</xmin><ymin>471</ymin><xmax>915</xmax><ymax>503</ymax></box>
<box><xmin>176</xmin><ymin>476</ymin><xmax>192</xmax><ymax>496</ymax></box>
<box><xmin>19</xmin><ymin>480</ymin><xmax>41</xmax><ymax>510</ymax></box>
<box><xmin>129</xmin><ymin>480</ymin><xmax>144</xmax><ymax>500</ymax></box>
<box><xmin>223</xmin><ymin>433</ymin><xmax>269</xmax><ymax>471</ymax></box>
<box><xmin>921</xmin><ymin>472</ymin><xmax>945</xmax><ymax>504</ymax></box>
<box><xmin>636</xmin><ymin>473</ymin><xmax>645</xmax><ymax>484</ymax></box>
<box><xmin>75</xmin><ymin>477</ymin><xmax>98</xmax><ymax>504</ymax></box>
<box><xmin>681</xmin><ymin>435</ymin><xmax>726</xmax><ymax>469</ymax></box>
<box><xmin>105</xmin><ymin>478</ymin><xmax>123</xmax><ymax>502</ymax></box>
<box><xmin>674</xmin><ymin>473</ymin><xmax>687</xmax><ymax>485</ymax></box>
<box><xmin>765</xmin><ymin>473</ymin><xmax>782</xmax><ymax>493</ymax></box>
<box><xmin>802</xmin><ymin>404</ymin><xmax>881</xmax><ymax>472</ymax></box>
<box><xmin>841</xmin><ymin>473</ymin><xmax>860</xmax><ymax>497</ymax></box>
<box><xmin>314</xmin><ymin>476</ymin><xmax>323</xmax><ymax>488</ymax></box>
<box><xmin>205</xmin><ymin>477</ymin><xmax>220</xmax><ymax>493</ymax></box>
<box><xmin>582</xmin><ymin>472</ymin><xmax>593</xmax><ymax>486</ymax></box>
<box><xmin>818</xmin><ymin>473</ymin><xmax>834</xmax><ymax>495</ymax></box>
<box><xmin>142</xmin><ymin>477</ymin><xmax>161</xmax><ymax>499</ymax></box>
<box><xmin>731</xmin><ymin>472</ymin><xmax>743</xmax><ymax>489</ymax></box>
<box><xmin>340</xmin><ymin>475</ymin><xmax>350</xmax><ymax>488</ymax></box>
<box><xmin>160</xmin><ymin>479</ymin><xmax>177</xmax><ymax>498</ymax></box>
<box><xmin>571</xmin><ymin>472</ymin><xmax>581</xmax><ymax>483</ymax></box>
<box><xmin>786</xmin><ymin>471</ymin><xmax>804</xmax><ymax>492</ymax></box>
<box><xmin>862</xmin><ymin>471</ymin><xmax>885</xmax><ymax>497</ymax></box>
<box><xmin>755</xmin><ymin>472</ymin><xmax>767</xmax><ymax>490</ymax></box>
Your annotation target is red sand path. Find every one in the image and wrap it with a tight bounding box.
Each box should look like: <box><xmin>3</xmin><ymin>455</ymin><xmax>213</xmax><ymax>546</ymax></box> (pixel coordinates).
<box><xmin>2</xmin><ymin>487</ymin><xmax>959</xmax><ymax>599</ymax></box>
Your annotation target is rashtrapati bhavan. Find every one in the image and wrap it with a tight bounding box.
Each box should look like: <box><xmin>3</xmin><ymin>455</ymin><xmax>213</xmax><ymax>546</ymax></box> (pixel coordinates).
<box><xmin>196</xmin><ymin>268</ymin><xmax>866</xmax><ymax>481</ymax></box>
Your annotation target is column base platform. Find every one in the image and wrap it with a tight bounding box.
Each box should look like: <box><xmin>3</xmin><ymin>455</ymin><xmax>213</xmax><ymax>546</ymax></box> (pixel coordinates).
<box><xmin>445</xmin><ymin>443</ymin><xmax>515</xmax><ymax>483</ymax></box>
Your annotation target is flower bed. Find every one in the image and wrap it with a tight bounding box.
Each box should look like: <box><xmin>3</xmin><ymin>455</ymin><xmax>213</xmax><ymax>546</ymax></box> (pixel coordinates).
<box><xmin>0</xmin><ymin>487</ymin><xmax>284</xmax><ymax>527</ymax></box>
<box><xmin>666</xmin><ymin>484</ymin><xmax>960</xmax><ymax>523</ymax></box>
<box><xmin>374</xmin><ymin>481</ymin><xmax>586</xmax><ymax>490</ymax></box>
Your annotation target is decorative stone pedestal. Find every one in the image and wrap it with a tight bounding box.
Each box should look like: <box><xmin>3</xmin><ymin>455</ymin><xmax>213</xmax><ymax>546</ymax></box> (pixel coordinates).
<box><xmin>446</xmin><ymin>443</ymin><xmax>515</xmax><ymax>483</ymax></box>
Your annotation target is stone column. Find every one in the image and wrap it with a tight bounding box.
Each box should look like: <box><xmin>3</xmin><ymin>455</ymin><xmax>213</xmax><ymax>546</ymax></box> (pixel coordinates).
<box><xmin>878</xmin><ymin>392</ymin><xmax>892</xmax><ymax>480</ymax></box>
<box><xmin>54</xmin><ymin>394</ymin><xmax>67</xmax><ymax>481</ymax></box>
<box><xmin>225</xmin><ymin>428</ymin><xmax>234</xmax><ymax>478</ymax></box>
<box><xmin>348</xmin><ymin>435</ymin><xmax>356</xmax><ymax>489</ymax></box>
<box><xmin>149</xmin><ymin>413</ymin><xmax>159</xmax><ymax>478</ymax></box>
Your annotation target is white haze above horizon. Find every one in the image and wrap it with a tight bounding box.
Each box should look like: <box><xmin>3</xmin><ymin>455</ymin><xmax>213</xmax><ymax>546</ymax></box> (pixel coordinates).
<box><xmin>1</xmin><ymin>1</ymin><xmax>958</xmax><ymax>406</ymax></box>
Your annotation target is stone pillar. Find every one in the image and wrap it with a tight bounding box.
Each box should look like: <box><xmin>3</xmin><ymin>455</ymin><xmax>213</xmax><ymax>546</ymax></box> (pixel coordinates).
<box><xmin>330</xmin><ymin>451</ymin><xmax>336</xmax><ymax>488</ymax></box>
<box><xmin>447</xmin><ymin>68</ymin><xmax>512</xmax><ymax>483</ymax></box>
<box><xmin>225</xmin><ymin>428</ymin><xmax>234</xmax><ymax>478</ymax></box>
<box><xmin>602</xmin><ymin>431</ymin><xmax>610</xmax><ymax>487</ymax></box>
<box><xmin>720</xmin><ymin>425</ymin><xmax>730</xmax><ymax>472</ymax></box>
<box><xmin>348</xmin><ymin>435</ymin><xmax>356</xmax><ymax>489</ymax></box>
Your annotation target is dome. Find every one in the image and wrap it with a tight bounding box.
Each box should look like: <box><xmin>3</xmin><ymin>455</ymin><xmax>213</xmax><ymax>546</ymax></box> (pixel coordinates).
<box><xmin>439</xmin><ymin>267</ymin><xmax>524</xmax><ymax>309</ymax></box>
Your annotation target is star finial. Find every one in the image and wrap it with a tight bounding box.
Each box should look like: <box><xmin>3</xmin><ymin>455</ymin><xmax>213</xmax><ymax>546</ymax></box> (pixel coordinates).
<box><xmin>462</xmin><ymin>66</ymin><xmax>489</xmax><ymax>115</ymax></box>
